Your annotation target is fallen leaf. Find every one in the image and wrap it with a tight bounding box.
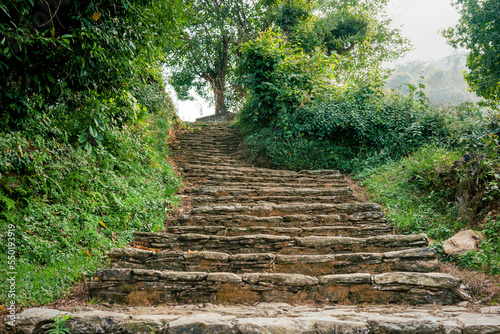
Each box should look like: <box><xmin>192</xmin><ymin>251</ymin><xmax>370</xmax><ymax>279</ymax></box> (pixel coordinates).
<box><xmin>99</xmin><ymin>221</ymin><xmax>107</xmax><ymax>229</ymax></box>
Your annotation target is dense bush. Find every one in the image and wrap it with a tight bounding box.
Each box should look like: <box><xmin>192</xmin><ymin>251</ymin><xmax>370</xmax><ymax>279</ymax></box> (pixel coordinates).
<box><xmin>362</xmin><ymin>144</ymin><xmax>500</xmax><ymax>274</ymax></box>
<box><xmin>241</xmin><ymin>84</ymin><xmax>462</xmax><ymax>172</ymax></box>
<box><xmin>0</xmin><ymin>81</ymin><xmax>180</xmax><ymax>306</ymax></box>
<box><xmin>238</xmin><ymin>29</ymin><xmax>335</xmax><ymax>129</ymax></box>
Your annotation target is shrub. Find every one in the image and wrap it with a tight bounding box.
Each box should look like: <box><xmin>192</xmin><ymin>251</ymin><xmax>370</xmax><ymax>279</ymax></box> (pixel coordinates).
<box><xmin>0</xmin><ymin>80</ymin><xmax>180</xmax><ymax>307</ymax></box>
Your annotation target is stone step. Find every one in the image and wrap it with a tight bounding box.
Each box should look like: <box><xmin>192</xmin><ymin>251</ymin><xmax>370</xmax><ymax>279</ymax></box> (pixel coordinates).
<box><xmin>175</xmin><ymin>140</ymin><xmax>237</xmax><ymax>145</ymax></box>
<box><xmin>183</xmin><ymin>175</ymin><xmax>347</xmax><ymax>185</ymax></box>
<box><xmin>192</xmin><ymin>195</ymin><xmax>358</xmax><ymax>205</ymax></box>
<box><xmin>189</xmin><ymin>202</ymin><xmax>383</xmax><ymax>217</ymax></box>
<box><xmin>182</xmin><ymin>165</ymin><xmax>341</xmax><ymax>176</ymax></box>
<box><xmin>171</xmin><ymin>148</ymin><xmax>238</xmax><ymax>154</ymax></box>
<box><xmin>108</xmin><ymin>247</ymin><xmax>439</xmax><ymax>274</ymax></box>
<box><xmin>177</xmin><ymin>161</ymin><xmax>249</xmax><ymax>168</ymax></box>
<box><xmin>172</xmin><ymin>152</ymin><xmax>240</xmax><ymax>158</ymax></box>
<box><xmin>132</xmin><ymin>233</ymin><xmax>429</xmax><ymax>254</ymax></box>
<box><xmin>14</xmin><ymin>305</ymin><xmax>500</xmax><ymax>334</ymax></box>
<box><xmin>172</xmin><ymin>159</ymin><xmax>246</xmax><ymax>167</ymax></box>
<box><xmin>164</xmin><ymin>223</ymin><xmax>392</xmax><ymax>237</ymax></box>
<box><xmin>175</xmin><ymin>211</ymin><xmax>387</xmax><ymax>227</ymax></box>
<box><xmin>187</xmin><ymin>187</ymin><xmax>359</xmax><ymax>205</ymax></box>
<box><xmin>186</xmin><ymin>186</ymin><xmax>356</xmax><ymax>204</ymax></box>
<box><xmin>171</xmin><ymin>146</ymin><xmax>239</xmax><ymax>152</ymax></box>
<box><xmin>173</xmin><ymin>156</ymin><xmax>242</xmax><ymax>164</ymax></box>
<box><xmin>192</xmin><ymin>180</ymin><xmax>349</xmax><ymax>188</ymax></box>
<box><xmin>187</xmin><ymin>186</ymin><xmax>352</xmax><ymax>196</ymax></box>
<box><xmin>88</xmin><ymin>269</ymin><xmax>461</xmax><ymax>305</ymax></box>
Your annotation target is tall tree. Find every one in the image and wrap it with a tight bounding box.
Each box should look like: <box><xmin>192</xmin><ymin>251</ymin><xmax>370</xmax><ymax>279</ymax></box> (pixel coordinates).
<box><xmin>0</xmin><ymin>0</ymin><xmax>185</xmax><ymax>129</ymax></box>
<box><xmin>444</xmin><ymin>0</ymin><xmax>500</xmax><ymax>101</ymax></box>
<box><xmin>314</xmin><ymin>0</ymin><xmax>410</xmax><ymax>86</ymax></box>
<box><xmin>167</xmin><ymin>0</ymin><xmax>263</xmax><ymax>114</ymax></box>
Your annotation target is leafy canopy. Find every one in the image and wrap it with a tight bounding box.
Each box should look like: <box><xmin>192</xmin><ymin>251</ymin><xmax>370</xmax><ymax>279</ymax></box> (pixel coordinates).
<box><xmin>0</xmin><ymin>0</ymin><xmax>185</xmax><ymax>129</ymax></box>
<box><xmin>444</xmin><ymin>0</ymin><xmax>500</xmax><ymax>101</ymax></box>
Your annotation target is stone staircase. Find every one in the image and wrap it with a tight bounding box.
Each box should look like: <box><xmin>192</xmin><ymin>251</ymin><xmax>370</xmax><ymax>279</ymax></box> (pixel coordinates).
<box><xmin>87</xmin><ymin>123</ymin><xmax>462</xmax><ymax>306</ymax></box>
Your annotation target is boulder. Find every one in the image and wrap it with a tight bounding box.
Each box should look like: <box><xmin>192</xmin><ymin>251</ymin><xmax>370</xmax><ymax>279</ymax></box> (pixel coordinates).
<box><xmin>443</xmin><ymin>230</ymin><xmax>486</xmax><ymax>256</ymax></box>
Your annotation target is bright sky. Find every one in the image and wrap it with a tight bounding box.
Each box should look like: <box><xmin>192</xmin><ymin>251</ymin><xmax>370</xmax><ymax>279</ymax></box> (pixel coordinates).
<box><xmin>173</xmin><ymin>0</ymin><xmax>462</xmax><ymax>121</ymax></box>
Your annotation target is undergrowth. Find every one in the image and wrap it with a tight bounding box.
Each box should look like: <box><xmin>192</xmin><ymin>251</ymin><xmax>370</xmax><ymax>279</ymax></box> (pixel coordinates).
<box><xmin>0</xmin><ymin>87</ymin><xmax>181</xmax><ymax>307</ymax></box>
<box><xmin>360</xmin><ymin>143</ymin><xmax>500</xmax><ymax>275</ymax></box>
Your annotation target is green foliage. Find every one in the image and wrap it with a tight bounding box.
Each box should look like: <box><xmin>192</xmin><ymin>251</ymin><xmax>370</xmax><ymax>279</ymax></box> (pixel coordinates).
<box><xmin>444</xmin><ymin>0</ymin><xmax>500</xmax><ymax>101</ymax></box>
<box><xmin>240</xmin><ymin>84</ymin><xmax>464</xmax><ymax>172</ymax></box>
<box><xmin>361</xmin><ymin>146</ymin><xmax>464</xmax><ymax>238</ymax></box>
<box><xmin>0</xmin><ymin>78</ymin><xmax>180</xmax><ymax>307</ymax></box>
<box><xmin>167</xmin><ymin>0</ymin><xmax>263</xmax><ymax>114</ymax></box>
<box><xmin>238</xmin><ymin>29</ymin><xmax>335</xmax><ymax>128</ymax></box>
<box><xmin>0</xmin><ymin>0</ymin><xmax>185</xmax><ymax>129</ymax></box>
<box><xmin>313</xmin><ymin>0</ymin><xmax>410</xmax><ymax>86</ymax></box>
<box><xmin>362</xmin><ymin>146</ymin><xmax>500</xmax><ymax>274</ymax></box>
<box><xmin>47</xmin><ymin>315</ymin><xmax>72</xmax><ymax>334</ymax></box>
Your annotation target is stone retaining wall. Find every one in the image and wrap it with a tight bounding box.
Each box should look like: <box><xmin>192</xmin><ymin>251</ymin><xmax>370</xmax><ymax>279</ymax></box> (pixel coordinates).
<box><xmin>195</xmin><ymin>112</ymin><xmax>235</xmax><ymax>123</ymax></box>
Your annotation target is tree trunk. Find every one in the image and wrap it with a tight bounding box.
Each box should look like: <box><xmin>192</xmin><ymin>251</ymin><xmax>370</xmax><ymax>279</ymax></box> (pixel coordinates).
<box><xmin>213</xmin><ymin>82</ymin><xmax>227</xmax><ymax>114</ymax></box>
<box><xmin>212</xmin><ymin>35</ymin><xmax>229</xmax><ymax>114</ymax></box>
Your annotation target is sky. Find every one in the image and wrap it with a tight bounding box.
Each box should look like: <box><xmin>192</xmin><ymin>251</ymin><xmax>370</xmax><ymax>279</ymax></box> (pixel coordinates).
<box><xmin>387</xmin><ymin>0</ymin><xmax>462</xmax><ymax>63</ymax></box>
<box><xmin>174</xmin><ymin>0</ymin><xmax>463</xmax><ymax>122</ymax></box>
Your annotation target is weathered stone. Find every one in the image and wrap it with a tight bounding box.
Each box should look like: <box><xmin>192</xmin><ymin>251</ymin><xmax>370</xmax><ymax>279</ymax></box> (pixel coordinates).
<box><xmin>241</xmin><ymin>273</ymin><xmax>319</xmax><ymax>286</ymax></box>
<box><xmin>276</xmin><ymin>254</ymin><xmax>337</xmax><ymax>264</ymax></box>
<box><xmin>367</xmin><ymin>316</ymin><xmax>445</xmax><ymax>334</ymax></box>
<box><xmin>443</xmin><ymin>230</ymin><xmax>486</xmax><ymax>256</ymax></box>
<box><xmin>108</xmin><ymin>247</ymin><xmax>156</xmax><ymax>259</ymax></box>
<box><xmin>384</xmin><ymin>247</ymin><xmax>436</xmax><ymax>259</ymax></box>
<box><xmin>9</xmin><ymin>308</ymin><xmax>70</xmax><ymax>334</ymax></box>
<box><xmin>96</xmin><ymin>268</ymin><xmax>132</xmax><ymax>281</ymax></box>
<box><xmin>230</xmin><ymin>253</ymin><xmax>274</xmax><ymax>261</ymax></box>
<box><xmin>374</xmin><ymin>272</ymin><xmax>461</xmax><ymax>289</ymax></box>
<box><xmin>159</xmin><ymin>271</ymin><xmax>207</xmax><ymax>281</ymax></box>
<box><xmin>207</xmin><ymin>272</ymin><xmax>242</xmax><ymax>283</ymax></box>
<box><xmin>168</xmin><ymin>313</ymin><xmax>239</xmax><ymax>334</ymax></box>
<box><xmin>319</xmin><ymin>273</ymin><xmax>372</xmax><ymax>285</ymax></box>
<box><xmin>66</xmin><ymin>310</ymin><xmax>129</xmax><ymax>334</ymax></box>
<box><xmin>186</xmin><ymin>251</ymin><xmax>229</xmax><ymax>261</ymax></box>
<box><xmin>457</xmin><ymin>313</ymin><xmax>500</xmax><ymax>334</ymax></box>
<box><xmin>295</xmin><ymin>236</ymin><xmax>364</xmax><ymax>247</ymax></box>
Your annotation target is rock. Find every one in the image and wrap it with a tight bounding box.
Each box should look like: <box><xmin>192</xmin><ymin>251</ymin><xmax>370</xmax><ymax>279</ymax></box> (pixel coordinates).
<box><xmin>66</xmin><ymin>310</ymin><xmax>128</xmax><ymax>334</ymax></box>
<box><xmin>10</xmin><ymin>308</ymin><xmax>70</xmax><ymax>334</ymax></box>
<box><xmin>457</xmin><ymin>313</ymin><xmax>500</xmax><ymax>334</ymax></box>
<box><xmin>207</xmin><ymin>272</ymin><xmax>242</xmax><ymax>283</ymax></box>
<box><xmin>168</xmin><ymin>313</ymin><xmax>238</xmax><ymax>334</ymax></box>
<box><xmin>241</xmin><ymin>273</ymin><xmax>319</xmax><ymax>286</ymax></box>
<box><xmin>319</xmin><ymin>274</ymin><xmax>372</xmax><ymax>285</ymax></box>
<box><xmin>443</xmin><ymin>230</ymin><xmax>486</xmax><ymax>256</ymax></box>
<box><xmin>374</xmin><ymin>272</ymin><xmax>461</xmax><ymax>289</ymax></box>
<box><xmin>367</xmin><ymin>316</ymin><xmax>446</xmax><ymax>334</ymax></box>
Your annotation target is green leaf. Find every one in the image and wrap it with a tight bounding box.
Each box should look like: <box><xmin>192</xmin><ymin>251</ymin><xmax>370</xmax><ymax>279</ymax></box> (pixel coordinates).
<box><xmin>0</xmin><ymin>195</ymin><xmax>16</xmax><ymax>210</ymax></box>
<box><xmin>84</xmin><ymin>141</ymin><xmax>92</xmax><ymax>154</ymax></box>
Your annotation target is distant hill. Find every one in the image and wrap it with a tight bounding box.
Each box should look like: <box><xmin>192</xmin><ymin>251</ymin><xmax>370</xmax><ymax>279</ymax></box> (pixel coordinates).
<box><xmin>386</xmin><ymin>53</ymin><xmax>481</xmax><ymax>105</ymax></box>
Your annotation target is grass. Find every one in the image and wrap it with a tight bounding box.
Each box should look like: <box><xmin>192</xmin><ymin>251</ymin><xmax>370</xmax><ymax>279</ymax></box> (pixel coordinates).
<box><xmin>359</xmin><ymin>146</ymin><xmax>463</xmax><ymax>239</ymax></box>
<box><xmin>0</xmin><ymin>108</ymin><xmax>181</xmax><ymax>307</ymax></box>
<box><xmin>359</xmin><ymin>145</ymin><xmax>500</xmax><ymax>275</ymax></box>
